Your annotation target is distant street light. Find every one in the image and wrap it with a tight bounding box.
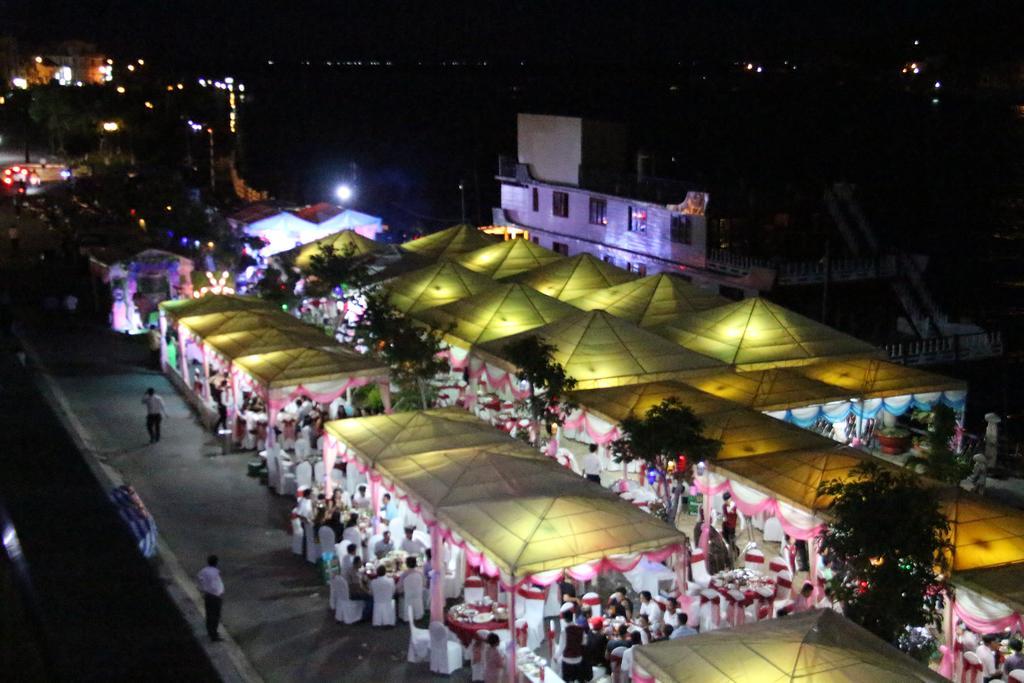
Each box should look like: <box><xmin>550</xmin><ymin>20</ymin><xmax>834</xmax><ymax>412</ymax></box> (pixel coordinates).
<box><xmin>102</xmin><ymin>121</ymin><xmax>120</xmax><ymax>132</ymax></box>
<box><xmin>335</xmin><ymin>184</ymin><xmax>353</xmax><ymax>202</ymax></box>
<box><xmin>458</xmin><ymin>181</ymin><xmax>466</xmax><ymax>224</ymax></box>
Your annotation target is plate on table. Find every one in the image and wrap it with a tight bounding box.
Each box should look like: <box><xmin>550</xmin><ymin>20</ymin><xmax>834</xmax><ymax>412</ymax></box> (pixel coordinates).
<box><xmin>473</xmin><ymin>613</ymin><xmax>493</xmax><ymax>624</ymax></box>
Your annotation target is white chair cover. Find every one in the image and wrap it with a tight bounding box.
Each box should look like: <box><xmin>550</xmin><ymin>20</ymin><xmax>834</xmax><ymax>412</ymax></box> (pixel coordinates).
<box><xmin>332</xmin><ymin>577</ymin><xmax>365</xmax><ymax>625</ymax></box>
<box><xmin>318</xmin><ymin>527</ymin><xmax>337</xmax><ymax>558</ymax></box>
<box><xmin>302</xmin><ymin>519</ymin><xmax>319</xmax><ymax>564</ymax></box>
<box><xmin>463</xmin><ymin>576</ymin><xmax>485</xmax><ymax>604</ymax></box>
<box><xmin>266</xmin><ymin>447</ymin><xmax>280</xmax><ymax>491</ymax></box>
<box><xmin>1008</xmin><ymin>670</ymin><xmax>1024</xmax><ymax>683</ymax></box>
<box><xmin>690</xmin><ymin>552</ymin><xmax>712</xmax><ymax>589</ymax></box>
<box><xmin>294</xmin><ymin>438</ymin><xmax>311</xmax><ymax>460</ymax></box>
<box><xmin>762</xmin><ymin>516</ymin><xmax>784</xmax><ymax>543</ymax></box>
<box><xmin>313</xmin><ymin>460</ymin><xmax>325</xmax><ymax>486</ymax></box>
<box><xmin>401</xmin><ymin>571</ymin><xmax>426</xmax><ymax>622</ymax></box>
<box><xmin>519</xmin><ymin>586</ymin><xmax>547</xmax><ymax>650</ymax></box>
<box><xmin>295</xmin><ymin>460</ymin><xmax>313</xmax><ymax>490</ymax></box>
<box><xmin>429</xmin><ymin>622</ymin><xmax>463</xmax><ymax>674</ymax></box>
<box><xmin>371</xmin><ymin>577</ymin><xmax>396</xmax><ymax>626</ymax></box>
<box><xmin>407</xmin><ymin>605</ymin><xmax>430</xmax><ymax>663</ymax></box>
<box><xmin>544</xmin><ymin>582</ymin><xmax>562</xmax><ymax>618</ymax></box>
<box><xmin>290</xmin><ymin>517</ymin><xmax>303</xmax><ymax>555</ymax></box>
<box><xmin>277</xmin><ymin>454</ymin><xmax>297</xmax><ymax>496</ymax></box>
<box><xmin>443</xmin><ymin>545</ymin><xmax>466</xmax><ymax>601</ymax></box>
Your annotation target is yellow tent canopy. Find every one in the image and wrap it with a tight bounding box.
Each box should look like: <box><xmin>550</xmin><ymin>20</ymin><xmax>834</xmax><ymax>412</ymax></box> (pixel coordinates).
<box><xmin>178</xmin><ymin>309</ymin><xmax>309</xmax><ymax>339</ymax></box>
<box><xmin>203</xmin><ymin>326</ymin><xmax>331</xmax><ymax>361</ymax></box>
<box><xmin>940</xmin><ymin>488</ymin><xmax>1024</xmax><ymax>572</ymax></box>
<box><xmin>513</xmin><ymin>253</ymin><xmax>636</xmax><ymax>301</ymax></box>
<box><xmin>279</xmin><ymin>228</ymin><xmax>381</xmax><ymax>270</ymax></box>
<box><xmin>324</xmin><ymin>410</ymin><xmax>688</xmax><ymax>577</ymax></box>
<box><xmin>383</xmin><ymin>261</ymin><xmax>497</xmax><ymax>314</ymax></box>
<box><xmin>324</xmin><ymin>409</ymin><xmax>514</xmax><ymax>464</ymax></box>
<box><xmin>710</xmin><ymin>448</ymin><xmax>880</xmax><ymax>511</ymax></box>
<box><xmin>654</xmin><ymin>297</ymin><xmax>883</xmax><ymax>370</ymax></box>
<box><xmin>790</xmin><ymin>358</ymin><xmax>966</xmax><ymax>400</ymax></box>
<box><xmin>634</xmin><ymin>608</ymin><xmax>944</xmax><ymax>683</ymax></box>
<box><xmin>378</xmin><ymin>443</ymin><xmax>585</xmax><ymax>508</ymax></box>
<box><xmin>476</xmin><ymin>310</ymin><xmax>725</xmax><ymax>390</ymax></box>
<box><xmin>159</xmin><ymin>294</ymin><xmax>272</xmax><ymax>323</ymax></box>
<box><xmin>571</xmin><ymin>380</ymin><xmax>838</xmax><ymax>460</ymax></box>
<box><xmin>453</xmin><ymin>238</ymin><xmax>564</xmax><ymax>280</ymax></box>
<box><xmin>233</xmin><ymin>346</ymin><xmax>387</xmax><ymax>388</ymax></box>
<box><xmin>711</xmin><ymin>449</ymin><xmax>1024</xmax><ymax>574</ymax></box>
<box><xmin>568</xmin><ymin>273</ymin><xmax>728</xmax><ymax>327</ymax></box>
<box><xmin>413</xmin><ymin>283</ymin><xmax>578</xmax><ymax>347</ymax></box>
<box><xmin>680</xmin><ymin>368</ymin><xmax>853</xmax><ymax>411</ymax></box>
<box><xmin>400</xmin><ymin>224</ymin><xmax>498</xmax><ymax>260</ymax></box>
<box><xmin>437</xmin><ymin>491</ymin><xmax>687</xmax><ymax>576</ymax></box>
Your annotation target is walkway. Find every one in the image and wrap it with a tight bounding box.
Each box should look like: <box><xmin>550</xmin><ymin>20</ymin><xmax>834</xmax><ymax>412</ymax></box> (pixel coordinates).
<box><xmin>22</xmin><ymin>310</ymin><xmax>464</xmax><ymax>682</ymax></box>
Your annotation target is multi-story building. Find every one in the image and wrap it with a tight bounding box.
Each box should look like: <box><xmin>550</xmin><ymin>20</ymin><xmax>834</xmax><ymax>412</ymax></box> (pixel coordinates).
<box><xmin>494</xmin><ymin>114</ymin><xmax>1002</xmax><ymax>364</ymax></box>
<box><xmin>495</xmin><ymin>114</ymin><xmax>760</xmax><ymax>296</ymax></box>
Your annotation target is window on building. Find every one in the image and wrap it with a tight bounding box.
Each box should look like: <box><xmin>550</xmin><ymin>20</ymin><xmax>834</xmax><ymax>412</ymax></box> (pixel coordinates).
<box><xmin>532</xmin><ymin>187</ymin><xmax>539</xmax><ymax>212</ymax></box>
<box><xmin>670</xmin><ymin>214</ymin><xmax>692</xmax><ymax>245</ymax></box>
<box><xmin>588</xmin><ymin>197</ymin><xmax>608</xmax><ymax>225</ymax></box>
<box><xmin>627</xmin><ymin>262</ymin><xmax>647</xmax><ymax>276</ymax></box>
<box><xmin>531</xmin><ymin>235</ymin><xmax>540</xmax><ymax>244</ymax></box>
<box><xmin>602</xmin><ymin>254</ymin><xmax>615</xmax><ymax>264</ymax></box>
<box><xmin>552</xmin><ymin>241</ymin><xmax>569</xmax><ymax>256</ymax></box>
<box><xmin>628</xmin><ymin>206</ymin><xmax>647</xmax><ymax>233</ymax></box>
<box><xmin>552</xmin><ymin>191</ymin><xmax>569</xmax><ymax>218</ymax></box>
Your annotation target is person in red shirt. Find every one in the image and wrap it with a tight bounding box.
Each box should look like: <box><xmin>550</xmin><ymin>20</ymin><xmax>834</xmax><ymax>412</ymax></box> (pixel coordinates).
<box><xmin>721</xmin><ymin>492</ymin><xmax>739</xmax><ymax>555</ymax></box>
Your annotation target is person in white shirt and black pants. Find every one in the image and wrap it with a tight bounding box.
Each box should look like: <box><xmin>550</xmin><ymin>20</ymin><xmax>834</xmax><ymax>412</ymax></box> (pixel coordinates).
<box><xmin>197</xmin><ymin>555</ymin><xmax>224</xmax><ymax>642</ymax></box>
<box><xmin>583</xmin><ymin>444</ymin><xmax>602</xmax><ymax>484</ymax></box>
<box><xmin>142</xmin><ymin>388</ymin><xmax>168</xmax><ymax>443</ymax></box>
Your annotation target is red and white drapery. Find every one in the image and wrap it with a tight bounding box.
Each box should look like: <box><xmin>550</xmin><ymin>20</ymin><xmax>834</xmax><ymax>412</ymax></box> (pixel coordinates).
<box><xmin>937</xmin><ymin>585</ymin><xmax>1024</xmax><ymax>678</ymax></box>
<box><xmin>322</xmin><ymin>434</ymin><xmax>683</xmax><ymax>590</ymax></box>
<box><xmin>693</xmin><ymin>471</ymin><xmax>825</xmax><ymax>541</ymax></box>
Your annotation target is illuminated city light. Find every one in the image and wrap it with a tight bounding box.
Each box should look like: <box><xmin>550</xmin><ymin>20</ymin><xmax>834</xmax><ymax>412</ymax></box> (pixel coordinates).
<box><xmin>116</xmin><ymin>86</ymin><xmax>126</xmax><ymax>94</ymax></box>
<box><xmin>102</xmin><ymin>121</ymin><xmax>119</xmax><ymax>132</ymax></box>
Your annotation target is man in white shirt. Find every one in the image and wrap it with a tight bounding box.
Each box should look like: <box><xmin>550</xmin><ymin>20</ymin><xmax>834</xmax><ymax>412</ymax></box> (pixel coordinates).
<box><xmin>296</xmin><ymin>490</ymin><xmax>314</xmax><ymax>522</ymax></box>
<box><xmin>197</xmin><ymin>555</ymin><xmax>225</xmax><ymax>642</ymax></box>
<box><xmin>639</xmin><ymin>591</ymin><xmax>663</xmax><ymax>630</ymax></box>
<box><xmin>340</xmin><ymin>542</ymin><xmax>358</xmax><ymax>573</ymax></box>
<box><xmin>369</xmin><ymin>565</ymin><xmax>395</xmax><ymax>627</ymax></box>
<box><xmin>141</xmin><ymin>388</ymin><xmax>168</xmax><ymax>443</ymax></box>
<box><xmin>342</xmin><ymin>514</ymin><xmax>363</xmax><ymax>552</ymax></box>
<box><xmin>399</xmin><ymin>527</ymin><xmax>426</xmax><ymax>556</ymax></box>
<box><xmin>351</xmin><ymin>484</ymin><xmax>371</xmax><ymax>511</ymax></box>
<box><xmin>583</xmin><ymin>443</ymin><xmax>603</xmax><ymax>484</ymax></box>
<box><xmin>977</xmin><ymin>633</ymin><xmax>1003</xmax><ymax>681</ymax></box>
<box><xmin>620</xmin><ymin>631</ymin><xmax>642</xmax><ymax>681</ymax></box>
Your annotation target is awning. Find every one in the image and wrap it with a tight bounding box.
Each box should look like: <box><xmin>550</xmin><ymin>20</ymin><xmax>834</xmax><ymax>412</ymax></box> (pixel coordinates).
<box><xmin>177</xmin><ymin>309</ymin><xmax>309</xmax><ymax>339</ymax></box>
<box><xmin>232</xmin><ymin>347</ymin><xmax>387</xmax><ymax>389</ymax></box>
<box><xmin>475</xmin><ymin>310</ymin><xmax>725</xmax><ymax>390</ymax></box>
<box><xmin>567</xmin><ymin>273</ymin><xmax>727</xmax><ymax>327</ymax></box>
<box><xmin>159</xmin><ymin>294</ymin><xmax>272</xmax><ymax>323</ymax></box>
<box><xmin>680</xmin><ymin>368</ymin><xmax>852</xmax><ymax>411</ymax></box>
<box><xmin>413</xmin><ymin>282</ymin><xmax>578</xmax><ymax>347</ymax></box>
<box><xmin>654</xmin><ymin>297</ymin><xmax>883</xmax><ymax>370</ymax></box>
<box><xmin>202</xmin><ymin>326</ymin><xmax>333</xmax><ymax>361</ymax></box>
<box><xmin>512</xmin><ymin>253</ymin><xmax>636</xmax><ymax>302</ymax></box>
<box><xmin>383</xmin><ymin>261</ymin><xmax>497</xmax><ymax>313</ymax></box>
<box><xmin>453</xmin><ymin>237</ymin><xmax>564</xmax><ymax>280</ymax></box>
<box><xmin>634</xmin><ymin>608</ymin><xmax>944</xmax><ymax>682</ymax></box>
<box><xmin>400</xmin><ymin>224</ymin><xmax>497</xmax><ymax>260</ymax></box>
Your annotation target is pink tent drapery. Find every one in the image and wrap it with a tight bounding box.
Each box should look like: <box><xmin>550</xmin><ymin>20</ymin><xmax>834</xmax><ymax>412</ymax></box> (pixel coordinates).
<box><xmin>562</xmin><ymin>410</ymin><xmax>622</xmax><ymax>445</ymax></box>
<box><xmin>323</xmin><ymin>433</ymin><xmax>683</xmax><ymax>589</ymax></box>
<box><xmin>693</xmin><ymin>475</ymin><xmax>825</xmax><ymax>541</ymax></box>
<box><xmin>267</xmin><ymin>376</ymin><xmax>374</xmax><ymax>412</ymax></box>
<box><xmin>464</xmin><ymin>358</ymin><xmax>531</xmax><ymax>400</ymax></box>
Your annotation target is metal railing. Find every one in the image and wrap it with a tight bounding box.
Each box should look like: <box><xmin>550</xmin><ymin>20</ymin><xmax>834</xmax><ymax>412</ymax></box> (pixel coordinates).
<box><xmin>886</xmin><ymin>331</ymin><xmax>1004</xmax><ymax>365</ymax></box>
<box><xmin>776</xmin><ymin>255</ymin><xmax>897</xmax><ymax>285</ymax></box>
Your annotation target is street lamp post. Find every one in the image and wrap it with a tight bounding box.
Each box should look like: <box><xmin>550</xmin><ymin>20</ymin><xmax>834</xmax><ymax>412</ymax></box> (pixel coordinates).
<box><xmin>458</xmin><ymin>180</ymin><xmax>466</xmax><ymax>224</ymax></box>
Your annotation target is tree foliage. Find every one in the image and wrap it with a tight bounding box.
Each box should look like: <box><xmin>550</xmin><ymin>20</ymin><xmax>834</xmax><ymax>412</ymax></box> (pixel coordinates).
<box><xmin>502</xmin><ymin>335</ymin><xmax>577</xmax><ymax>446</ymax></box>
<box><xmin>611</xmin><ymin>397</ymin><xmax>721</xmax><ymax>521</ymax></box>
<box><xmin>303</xmin><ymin>243</ymin><xmax>372</xmax><ymax>299</ymax></box>
<box><xmin>817</xmin><ymin>462</ymin><xmax>951</xmax><ymax>645</ymax></box>
<box><xmin>356</xmin><ymin>291</ymin><xmax>449</xmax><ymax>410</ymax></box>
<box><xmin>908</xmin><ymin>404</ymin><xmax>971</xmax><ymax>484</ymax></box>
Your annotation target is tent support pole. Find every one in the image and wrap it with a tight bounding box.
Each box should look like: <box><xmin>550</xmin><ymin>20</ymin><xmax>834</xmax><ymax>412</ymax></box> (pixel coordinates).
<box><xmin>379</xmin><ymin>380</ymin><xmax>392</xmax><ymax>414</ymax></box>
<box><xmin>700</xmin><ymin>470</ymin><xmax>711</xmax><ymax>558</ymax></box>
<box><xmin>507</xmin><ymin>574</ymin><xmax>517</xmax><ymax>683</ymax></box>
<box><xmin>201</xmin><ymin>344</ymin><xmax>211</xmax><ymax>402</ymax></box>
<box><xmin>430</xmin><ymin>525</ymin><xmax>444</xmax><ymax>622</ymax></box>
<box><xmin>369</xmin><ymin>476</ymin><xmax>380</xmax><ymax>535</ymax></box>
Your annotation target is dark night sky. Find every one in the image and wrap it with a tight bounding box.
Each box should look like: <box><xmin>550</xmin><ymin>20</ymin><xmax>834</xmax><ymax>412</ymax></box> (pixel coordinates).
<box><xmin>2</xmin><ymin>1</ymin><xmax>1020</xmax><ymax>68</ymax></box>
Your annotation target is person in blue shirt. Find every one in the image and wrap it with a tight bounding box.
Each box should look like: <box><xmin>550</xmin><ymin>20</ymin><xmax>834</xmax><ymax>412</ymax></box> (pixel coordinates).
<box><xmin>670</xmin><ymin>613</ymin><xmax>698</xmax><ymax>639</ymax></box>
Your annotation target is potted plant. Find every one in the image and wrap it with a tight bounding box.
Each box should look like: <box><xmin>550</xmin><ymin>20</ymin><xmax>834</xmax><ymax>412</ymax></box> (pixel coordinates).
<box><xmin>876</xmin><ymin>426</ymin><xmax>912</xmax><ymax>454</ymax></box>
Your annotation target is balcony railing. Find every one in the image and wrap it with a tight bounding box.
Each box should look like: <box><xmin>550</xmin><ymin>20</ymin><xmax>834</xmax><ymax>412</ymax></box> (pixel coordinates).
<box><xmin>885</xmin><ymin>331</ymin><xmax>1004</xmax><ymax>365</ymax></box>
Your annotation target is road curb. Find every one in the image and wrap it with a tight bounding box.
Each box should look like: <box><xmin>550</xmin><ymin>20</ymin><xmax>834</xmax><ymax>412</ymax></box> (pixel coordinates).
<box><xmin>17</xmin><ymin>329</ymin><xmax>265</xmax><ymax>683</ymax></box>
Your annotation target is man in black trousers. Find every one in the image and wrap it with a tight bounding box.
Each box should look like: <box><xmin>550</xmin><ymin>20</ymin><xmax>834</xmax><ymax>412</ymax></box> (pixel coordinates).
<box><xmin>196</xmin><ymin>555</ymin><xmax>224</xmax><ymax>642</ymax></box>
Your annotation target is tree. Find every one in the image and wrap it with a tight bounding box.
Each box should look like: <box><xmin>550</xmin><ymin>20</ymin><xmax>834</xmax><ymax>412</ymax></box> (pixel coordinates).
<box><xmin>501</xmin><ymin>335</ymin><xmax>577</xmax><ymax>447</ymax></box>
<box><xmin>907</xmin><ymin>405</ymin><xmax>971</xmax><ymax>484</ymax></box>
<box><xmin>611</xmin><ymin>397</ymin><xmax>721</xmax><ymax>522</ymax></box>
<box><xmin>817</xmin><ymin>462</ymin><xmax>951</xmax><ymax>645</ymax></box>
<box><xmin>356</xmin><ymin>291</ymin><xmax>448</xmax><ymax>410</ymax></box>
<box><xmin>302</xmin><ymin>243</ymin><xmax>373</xmax><ymax>335</ymax></box>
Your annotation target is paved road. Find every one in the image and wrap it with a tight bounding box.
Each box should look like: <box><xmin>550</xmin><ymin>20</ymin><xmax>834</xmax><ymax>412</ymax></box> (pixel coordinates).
<box><xmin>23</xmin><ymin>311</ymin><xmax>468</xmax><ymax>682</ymax></box>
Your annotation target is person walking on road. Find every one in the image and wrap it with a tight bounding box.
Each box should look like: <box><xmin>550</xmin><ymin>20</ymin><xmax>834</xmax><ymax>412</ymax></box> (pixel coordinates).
<box><xmin>197</xmin><ymin>555</ymin><xmax>224</xmax><ymax>642</ymax></box>
<box><xmin>8</xmin><ymin>225</ymin><xmax>20</xmax><ymax>257</ymax></box>
<box><xmin>142</xmin><ymin>387</ymin><xmax>168</xmax><ymax>443</ymax></box>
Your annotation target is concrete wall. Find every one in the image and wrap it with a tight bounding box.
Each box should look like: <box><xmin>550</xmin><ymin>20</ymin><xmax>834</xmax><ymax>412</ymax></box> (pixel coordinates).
<box><xmin>517</xmin><ymin>114</ymin><xmax>582</xmax><ymax>186</ymax></box>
